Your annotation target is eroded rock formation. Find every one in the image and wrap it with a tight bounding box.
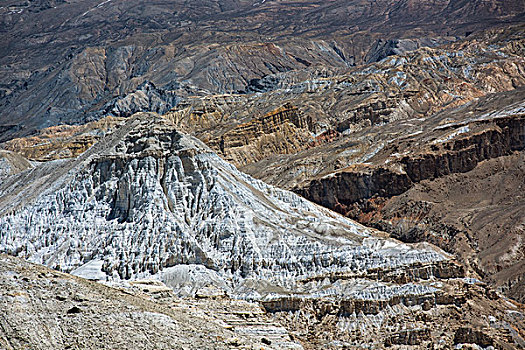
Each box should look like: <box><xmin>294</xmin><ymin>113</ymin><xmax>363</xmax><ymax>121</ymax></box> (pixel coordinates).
<box><xmin>2</xmin><ymin>113</ymin><xmax>523</xmax><ymax>348</ymax></box>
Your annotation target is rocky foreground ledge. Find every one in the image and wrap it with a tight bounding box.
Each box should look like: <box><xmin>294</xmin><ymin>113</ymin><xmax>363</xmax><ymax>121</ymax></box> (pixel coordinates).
<box><xmin>0</xmin><ymin>254</ymin><xmax>302</xmax><ymax>350</ymax></box>
<box><xmin>0</xmin><ymin>114</ymin><xmax>524</xmax><ymax>348</ymax></box>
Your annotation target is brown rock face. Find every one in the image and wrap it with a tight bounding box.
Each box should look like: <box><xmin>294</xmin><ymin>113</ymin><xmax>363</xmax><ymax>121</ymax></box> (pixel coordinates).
<box><xmin>212</xmin><ymin>103</ymin><xmax>314</xmax><ymax>166</ymax></box>
<box><xmin>166</xmin><ymin>102</ymin><xmax>314</xmax><ymax>167</ymax></box>
<box><xmin>361</xmin><ymin>152</ymin><xmax>525</xmax><ymax>303</ymax></box>
<box><xmin>296</xmin><ymin>114</ymin><xmax>525</xmax><ymax>211</ymax></box>
<box><xmin>293</xmin><ymin>90</ymin><xmax>525</xmax><ymax>303</ymax></box>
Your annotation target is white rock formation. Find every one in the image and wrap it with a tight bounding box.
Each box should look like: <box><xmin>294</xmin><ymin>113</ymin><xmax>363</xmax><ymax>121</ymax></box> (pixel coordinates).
<box><xmin>0</xmin><ymin>113</ymin><xmax>448</xmax><ymax>300</ymax></box>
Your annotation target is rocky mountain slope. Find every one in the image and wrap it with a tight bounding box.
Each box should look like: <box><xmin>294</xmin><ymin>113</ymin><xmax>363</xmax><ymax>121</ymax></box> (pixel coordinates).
<box><xmin>1</xmin><ymin>2</ymin><xmax>525</xmax><ymax>348</ymax></box>
<box><xmin>145</xmin><ymin>25</ymin><xmax>525</xmax><ymax>305</ymax></box>
<box><xmin>0</xmin><ymin>253</ymin><xmax>302</xmax><ymax>350</ymax></box>
<box><xmin>1</xmin><ymin>113</ymin><xmax>524</xmax><ymax>348</ymax></box>
<box><xmin>0</xmin><ymin>113</ymin><xmax>447</xmax><ymax>292</ymax></box>
<box><xmin>10</xmin><ymin>25</ymin><xmax>523</xmax><ymax>166</ymax></box>
<box><xmin>1</xmin><ymin>0</ymin><xmax>524</xmax><ymax>141</ymax></box>
<box><xmin>2</xmin><ymin>24</ymin><xmax>524</xmax><ymax>306</ymax></box>
<box><xmin>290</xmin><ymin>87</ymin><xmax>525</xmax><ymax>303</ymax></box>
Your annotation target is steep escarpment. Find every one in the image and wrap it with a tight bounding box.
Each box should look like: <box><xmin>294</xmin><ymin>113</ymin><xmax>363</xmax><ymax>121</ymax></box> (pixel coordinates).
<box><xmin>166</xmin><ymin>102</ymin><xmax>314</xmax><ymax>167</ymax></box>
<box><xmin>293</xmin><ymin>90</ymin><xmax>525</xmax><ymax>303</ymax></box>
<box><xmin>210</xmin><ymin>103</ymin><xmax>314</xmax><ymax>166</ymax></box>
<box><xmin>365</xmin><ymin>153</ymin><xmax>525</xmax><ymax>303</ymax></box>
<box><xmin>296</xmin><ymin>113</ymin><xmax>525</xmax><ymax>211</ymax></box>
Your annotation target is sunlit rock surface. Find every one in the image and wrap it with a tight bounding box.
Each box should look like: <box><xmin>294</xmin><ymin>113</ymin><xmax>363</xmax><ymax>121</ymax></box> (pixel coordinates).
<box><xmin>0</xmin><ymin>253</ymin><xmax>303</xmax><ymax>350</ymax></box>
<box><xmin>0</xmin><ymin>113</ymin><xmax>447</xmax><ymax>298</ymax></box>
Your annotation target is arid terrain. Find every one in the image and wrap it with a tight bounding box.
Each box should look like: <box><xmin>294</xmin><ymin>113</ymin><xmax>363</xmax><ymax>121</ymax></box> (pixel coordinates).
<box><xmin>1</xmin><ymin>0</ymin><xmax>525</xmax><ymax>349</ymax></box>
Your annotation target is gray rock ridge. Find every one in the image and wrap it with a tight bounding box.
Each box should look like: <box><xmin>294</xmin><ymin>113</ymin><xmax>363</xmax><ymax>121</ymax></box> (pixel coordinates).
<box><xmin>0</xmin><ymin>113</ymin><xmax>451</xmax><ymax>303</ymax></box>
<box><xmin>90</xmin><ymin>81</ymin><xmax>180</xmax><ymax>119</ymax></box>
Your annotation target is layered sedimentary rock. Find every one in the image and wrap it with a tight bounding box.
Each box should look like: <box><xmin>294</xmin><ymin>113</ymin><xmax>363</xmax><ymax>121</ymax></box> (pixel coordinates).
<box><xmin>208</xmin><ymin>103</ymin><xmax>314</xmax><ymax>166</ymax></box>
<box><xmin>2</xmin><ymin>117</ymin><xmax>124</xmax><ymax>161</ymax></box>
<box><xmin>2</xmin><ymin>113</ymin><xmax>523</xmax><ymax>348</ymax></box>
<box><xmin>293</xmin><ymin>88</ymin><xmax>525</xmax><ymax>304</ymax></box>
<box><xmin>166</xmin><ymin>100</ymin><xmax>317</xmax><ymax>167</ymax></box>
<box><xmin>4</xmin><ymin>25</ymin><xmax>524</xmax><ymax>167</ymax></box>
<box><xmin>296</xmin><ymin>109</ymin><xmax>525</xmax><ymax>210</ymax></box>
<box><xmin>191</xmin><ymin>25</ymin><xmax>525</xmax><ymax>170</ymax></box>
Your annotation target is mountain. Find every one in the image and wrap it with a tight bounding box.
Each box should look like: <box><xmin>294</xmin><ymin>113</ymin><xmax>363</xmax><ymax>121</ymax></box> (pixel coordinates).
<box><xmin>1</xmin><ymin>0</ymin><xmax>524</xmax><ymax>141</ymax></box>
<box><xmin>2</xmin><ymin>22</ymin><xmax>524</xmax><ymax>306</ymax></box>
<box><xmin>0</xmin><ymin>113</ymin><xmax>446</xmax><ymax>290</ymax></box>
<box><xmin>2</xmin><ymin>1</ymin><xmax>525</xmax><ymax>348</ymax></box>
<box><xmin>1</xmin><ymin>113</ymin><xmax>524</xmax><ymax>348</ymax></box>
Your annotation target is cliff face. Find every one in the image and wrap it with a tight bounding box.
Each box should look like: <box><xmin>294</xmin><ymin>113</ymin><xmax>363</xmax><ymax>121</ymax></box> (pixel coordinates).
<box><xmin>165</xmin><ymin>102</ymin><xmax>314</xmax><ymax>167</ymax></box>
<box><xmin>293</xmin><ymin>89</ymin><xmax>525</xmax><ymax>303</ymax></box>
<box><xmin>296</xmin><ymin>113</ymin><xmax>525</xmax><ymax>209</ymax></box>
<box><xmin>369</xmin><ymin>153</ymin><xmax>525</xmax><ymax>303</ymax></box>
<box><xmin>208</xmin><ymin>103</ymin><xmax>313</xmax><ymax>166</ymax></box>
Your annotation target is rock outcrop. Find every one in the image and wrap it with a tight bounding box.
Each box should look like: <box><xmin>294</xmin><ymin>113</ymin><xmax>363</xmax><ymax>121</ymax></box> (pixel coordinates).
<box><xmin>292</xmin><ymin>88</ymin><xmax>525</xmax><ymax>304</ymax></box>
<box><xmin>0</xmin><ymin>254</ymin><xmax>302</xmax><ymax>350</ymax></box>
<box><xmin>1</xmin><ymin>0</ymin><xmax>524</xmax><ymax>140</ymax></box>
<box><xmin>92</xmin><ymin>81</ymin><xmax>180</xmax><ymax>119</ymax></box>
<box><xmin>0</xmin><ymin>113</ymin><xmax>446</xmax><ymax>289</ymax></box>
<box><xmin>0</xmin><ymin>150</ymin><xmax>32</xmax><ymax>182</ymax></box>
<box><xmin>296</xmin><ymin>112</ymin><xmax>525</xmax><ymax>211</ymax></box>
<box><xmin>1</xmin><ymin>117</ymin><xmax>124</xmax><ymax>161</ymax></box>
<box><xmin>166</xmin><ymin>102</ymin><xmax>315</xmax><ymax>167</ymax></box>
